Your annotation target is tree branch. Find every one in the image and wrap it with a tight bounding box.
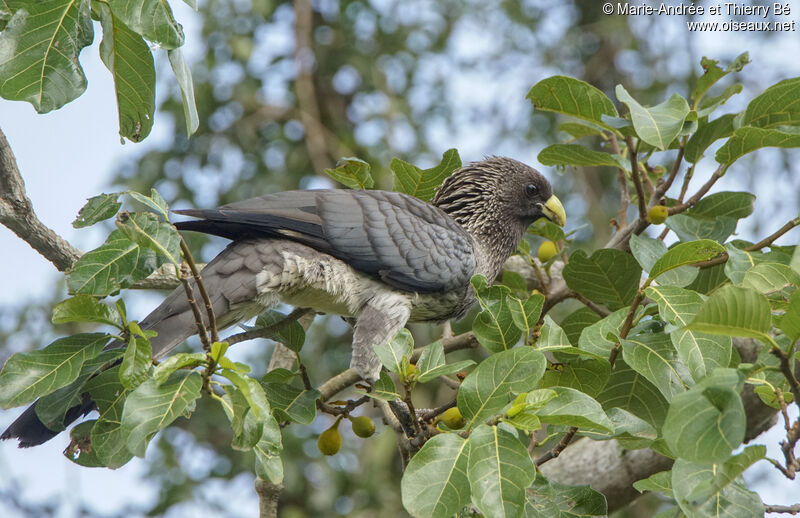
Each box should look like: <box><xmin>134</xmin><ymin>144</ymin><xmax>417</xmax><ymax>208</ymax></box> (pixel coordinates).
<box><xmin>766</xmin><ymin>503</ymin><xmax>800</xmax><ymax>515</ymax></box>
<box><xmin>255</xmin><ymin>477</ymin><xmax>283</xmax><ymax>518</ymax></box>
<box><xmin>625</xmin><ymin>136</ymin><xmax>647</xmax><ymax>219</ymax></box>
<box><xmin>0</xmin><ymin>126</ymin><xmax>82</xmax><ymax>271</ymax></box>
<box><xmin>226</xmin><ymin>308</ymin><xmax>314</xmax><ymax>346</ymax></box>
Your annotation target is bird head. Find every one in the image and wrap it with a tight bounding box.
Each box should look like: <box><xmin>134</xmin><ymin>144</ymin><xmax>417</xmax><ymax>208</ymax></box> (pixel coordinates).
<box><xmin>432</xmin><ymin>156</ymin><xmax>566</xmax><ymax>232</ymax></box>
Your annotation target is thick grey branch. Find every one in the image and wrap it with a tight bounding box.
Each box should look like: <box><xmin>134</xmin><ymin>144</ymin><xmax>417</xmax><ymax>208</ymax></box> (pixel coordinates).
<box><xmin>0</xmin><ymin>126</ymin><xmax>82</xmax><ymax>271</ymax></box>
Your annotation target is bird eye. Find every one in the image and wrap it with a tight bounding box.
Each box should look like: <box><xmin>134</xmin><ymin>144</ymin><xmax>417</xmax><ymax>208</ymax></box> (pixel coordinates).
<box><xmin>525</xmin><ymin>183</ymin><xmax>539</xmax><ymax>197</ymax></box>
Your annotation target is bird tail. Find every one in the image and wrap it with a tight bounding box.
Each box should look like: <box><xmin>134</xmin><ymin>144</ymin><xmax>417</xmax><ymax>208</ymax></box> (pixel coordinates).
<box><xmin>2</xmin><ymin>243</ymin><xmax>262</xmax><ymax>447</ymax></box>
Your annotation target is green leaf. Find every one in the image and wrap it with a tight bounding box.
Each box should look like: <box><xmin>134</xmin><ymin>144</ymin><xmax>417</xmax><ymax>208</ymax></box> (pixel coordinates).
<box><xmin>471</xmin><ymin>278</ymin><xmax>523</xmax><ymax>352</ymax></box>
<box><xmin>527</xmin><ymin>76</ymin><xmax>619</xmax><ymax>130</ymax></box>
<box><xmin>649</xmin><ymin>240</ymin><xmax>725</xmax><ymax>280</ymax></box>
<box><xmin>687</xmin><ymin>285</ymin><xmax>774</xmax><ymax>345</ymax></box>
<box><xmin>218</xmin><ymin>369</ymin><xmax>270</xmax><ymax>421</ymax></box>
<box><xmin>64</xmin><ymin>420</ymin><xmax>104</xmax><ymax>467</ymax></box>
<box><xmin>666</xmin><ymin>214</ymin><xmax>737</xmax><ymax>243</ymax></box>
<box><xmin>524</xmin><ymin>475</ymin><xmax>607</xmax><ymax>517</ymax></box>
<box><xmin>672</xmin><ymin>459</ymin><xmax>763</xmax><ymax>518</ymax></box>
<box><xmin>219</xmin><ymin>386</ymin><xmax>261</xmax><ymax>450</ymax></box>
<box><xmin>686</xmin><ymin>262</ymin><xmax>727</xmax><ymax>294</ymax></box>
<box><xmin>467</xmin><ymin>424</ymin><xmax>535</xmax><ymax>518</ymax></box>
<box><xmin>560</xmin><ymin>307</ymin><xmax>601</xmax><ymax>346</ymax></box>
<box><xmin>35</xmin><ymin>348</ymin><xmax>124</xmax><ymax>430</ymax></box>
<box><xmin>121</xmin><ymin>371</ymin><xmax>202</xmax><ymax>457</ymax></box>
<box><xmin>262</xmin><ymin>382</ymin><xmax>319</xmax><ymax>425</ymax></box>
<box><xmin>540</xmin><ymin>357</ymin><xmax>611</xmax><ymax>398</ymax></box>
<box><xmin>616</xmin><ymin>86</ymin><xmax>690</xmax><ymax>150</ymax></box>
<box><xmin>716</xmin><ymin>126</ymin><xmax>800</xmax><ymax>164</ymax></box>
<box><xmin>685</xmin><ymin>113</ymin><xmax>736</xmax><ymax>164</ymax></box>
<box><xmin>254</xmin><ymin>310</ymin><xmax>306</xmax><ymax>352</ymax></box>
<box><xmin>684</xmin><ymin>445</ymin><xmax>765</xmax><ymax>508</ymax></box>
<box><xmin>536</xmin><ymin>315</ymin><xmax>572</xmax><ymax>353</ymax></box>
<box><xmin>629</xmin><ymin>234</ymin><xmax>698</xmax><ymax>287</ymax></box>
<box><xmin>85</xmin><ymin>366</ymin><xmax>133</xmax><ymax>468</ymax></box>
<box><xmin>415</xmin><ymin>341</ymin><xmax>475</xmax><ymax>384</ymax></box>
<box><xmin>391</xmin><ymin>148</ymin><xmax>460</xmax><ymax>202</ymax></box>
<box><xmin>127</xmin><ymin>189</ymin><xmax>170</xmax><ymax>220</ymax></box>
<box><xmin>778</xmin><ymin>290</ymin><xmax>800</xmax><ymax>341</ymax></box>
<box><xmin>373</xmin><ymin>328</ymin><xmax>413</xmax><ymax>374</ymax></box>
<box><xmin>633</xmin><ymin>470</ymin><xmax>673</xmax><ymax>497</ymax></box>
<box><xmin>52</xmin><ymin>295</ymin><xmax>122</xmax><ymax>329</ymax></box>
<box><xmin>119</xmin><ymin>326</ymin><xmax>152</xmax><ymax>390</ymax></box>
<box><xmin>107</xmin><ymin>0</ymin><xmax>184</xmax><ymax>49</ymax></box>
<box><xmin>400</xmin><ymin>432</ymin><xmax>470</xmax><ymax>518</ymax></box>
<box><xmin>324</xmin><ymin>157</ymin><xmax>374</xmax><ymax>189</ymax></box>
<box><xmin>0</xmin><ymin>333</ymin><xmax>108</xmax><ymax>408</ymax></box>
<box><xmin>152</xmin><ymin>352</ymin><xmax>205</xmax><ymax>385</ymax></box>
<box><xmin>563</xmin><ymin>249</ymin><xmax>642</xmax><ymax>310</ymax></box>
<box><xmin>742</xmin><ymin>262</ymin><xmax>800</xmax><ymax>294</ymax></box>
<box><xmin>0</xmin><ymin>0</ymin><xmax>93</xmax><ymax>112</ymax></box>
<box><xmin>697</xmin><ymin>83</ymin><xmax>743</xmax><ymax>118</ymax></box>
<box><xmin>507</xmin><ymin>292</ymin><xmax>544</xmax><ymax>335</ymax></box>
<box><xmin>115</xmin><ymin>212</ymin><xmax>182</xmax><ymax>267</ymax></box>
<box><xmin>724</xmin><ymin>244</ymin><xmax>760</xmax><ymax>285</ymax></box>
<box><xmin>73</xmin><ymin>193</ymin><xmax>122</xmax><ymax>228</ymax></box>
<box><xmin>646</xmin><ymin>286</ymin><xmax>732</xmax><ymax>382</ymax></box>
<box><xmin>578</xmin><ymin>308</ymin><xmax>628</xmax><ymax>357</ymax></box>
<box><xmin>254</xmin><ymin>425</ymin><xmax>284</xmax><ymax>484</ymax></box>
<box><xmin>663</xmin><ymin>369</ymin><xmax>746</xmax><ymax>463</ymax></box>
<box><xmin>692</xmin><ymin>53</ymin><xmax>749</xmax><ymax>106</ymax></box>
<box><xmin>581</xmin><ymin>407</ymin><xmax>657</xmax><ymax>449</ymax></box>
<box><xmin>742</xmin><ymin>76</ymin><xmax>800</xmax><ymax>128</ymax></box>
<box><xmin>67</xmin><ymin>230</ymin><xmax>157</xmax><ymax>296</ymax></box>
<box><xmin>537</xmin><ymin>144</ymin><xmax>626</xmax><ymax>169</ymax></box>
<box><xmin>457</xmin><ymin>347</ymin><xmax>546</xmax><ymax>429</ymax></box>
<box><xmin>621</xmin><ymin>333</ymin><xmax>692</xmax><ymax>401</ymax></box>
<box><xmin>359</xmin><ymin>370</ymin><xmax>400</xmax><ymax>401</ymax></box>
<box><xmin>167</xmin><ymin>48</ymin><xmax>199</xmax><ymax>136</ymax></box>
<box><xmin>528</xmin><ymin>219</ymin><xmax>566</xmax><ymax>242</ymax></box>
<box><xmin>536</xmin><ymin>386</ymin><xmax>614</xmax><ymax>433</ymax></box>
<box><xmin>558</xmin><ymin>121</ymin><xmax>605</xmax><ymax>140</ymax></box>
<box><xmin>97</xmin><ymin>3</ymin><xmax>155</xmax><ymax>142</ymax></box>
<box><xmin>597</xmin><ymin>359</ymin><xmax>669</xmax><ymax>428</ymax></box>
<box><xmin>688</xmin><ymin>191</ymin><xmax>756</xmax><ymax>220</ymax></box>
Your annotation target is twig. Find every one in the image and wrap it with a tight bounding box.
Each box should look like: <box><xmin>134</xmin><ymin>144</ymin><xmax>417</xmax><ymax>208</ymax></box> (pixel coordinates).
<box><xmin>317</xmin><ymin>395</ymin><xmax>370</xmax><ymax>417</ymax></box>
<box><xmin>534</xmin><ymin>426</ymin><xmax>578</xmax><ymax>466</ymax></box>
<box><xmin>293</xmin><ymin>0</ymin><xmax>332</xmax><ymax>174</ymax></box>
<box><xmin>0</xmin><ymin>126</ymin><xmax>82</xmax><ymax>271</ymax></box>
<box><xmin>609</xmin><ymin>133</ymin><xmax>629</xmax><ymax>229</ymax></box>
<box><xmin>418</xmin><ymin>400</ymin><xmax>457</xmax><ymax>420</ymax></box>
<box><xmin>226</xmin><ymin>308</ymin><xmax>313</xmax><ymax>346</ymax></box>
<box><xmin>180</xmin><ymin>239</ymin><xmax>219</xmax><ymax>343</ymax></box>
<box><xmin>403</xmin><ymin>383</ymin><xmax>422</xmax><ymax>435</ymax></box>
<box><xmin>609</xmin><ymin>289</ymin><xmax>647</xmax><ymax>367</ymax></box>
<box><xmin>668</xmin><ymin>164</ymin><xmax>725</xmax><ymax>215</ymax></box>
<box><xmin>572</xmin><ymin>291</ymin><xmax>611</xmax><ymax>317</ymax></box>
<box><xmin>766</xmin><ymin>503</ymin><xmax>800</xmax><ymax>515</ymax></box>
<box><xmin>625</xmin><ymin>136</ymin><xmax>647</xmax><ymax>219</ymax></box>
<box><xmin>652</xmin><ymin>139</ymin><xmax>686</xmax><ymax>202</ymax></box>
<box><xmin>180</xmin><ymin>264</ymin><xmax>211</xmax><ymax>351</ymax></box>
<box><xmin>747</xmin><ymin>217</ymin><xmax>800</xmax><ymax>251</ymax></box>
<box><xmin>255</xmin><ymin>477</ymin><xmax>283</xmax><ymax>518</ymax></box>
<box><xmin>676</xmin><ymin>162</ymin><xmax>696</xmax><ymax>204</ymax></box>
<box><xmin>771</xmin><ymin>347</ymin><xmax>800</xmax><ymax>415</ymax></box>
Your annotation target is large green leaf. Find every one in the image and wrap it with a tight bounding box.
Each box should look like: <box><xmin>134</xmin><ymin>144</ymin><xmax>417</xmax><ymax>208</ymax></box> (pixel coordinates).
<box><xmin>97</xmin><ymin>3</ymin><xmax>155</xmax><ymax>142</ymax></box>
<box><xmin>536</xmin><ymin>315</ymin><xmax>571</xmax><ymax>353</ymax></box>
<box><xmin>107</xmin><ymin>0</ymin><xmax>184</xmax><ymax>49</ymax></box>
<box><xmin>540</xmin><ymin>357</ymin><xmax>610</xmax><ymax>398</ymax></box>
<box><xmin>684</xmin><ymin>113</ymin><xmax>736</xmax><ymax>163</ymax></box>
<box><xmin>621</xmin><ymin>333</ymin><xmax>692</xmax><ymax>401</ymax></box>
<box><xmin>716</xmin><ymin>126</ymin><xmax>800</xmax><ymax>164</ymax></box>
<box><xmin>741</xmin><ymin>262</ymin><xmax>800</xmax><ymax>294</ymax></box>
<box><xmin>536</xmin><ymin>386</ymin><xmax>614</xmax><ymax>433</ymax></box>
<box><xmin>253</xmin><ymin>419</ymin><xmax>284</xmax><ymax>484</ymax></box>
<box><xmin>255</xmin><ymin>310</ymin><xmax>306</xmax><ymax>352</ymax></box>
<box><xmin>778</xmin><ymin>290</ymin><xmax>800</xmax><ymax>341</ymax></box>
<box><xmin>527</xmin><ymin>76</ymin><xmax>618</xmax><ymax>129</ymax></box>
<box><xmin>524</xmin><ymin>475</ymin><xmax>607</xmax><ymax>517</ymax></box>
<box><xmin>687</xmin><ymin>285</ymin><xmax>773</xmax><ymax>345</ymax></box>
<box><xmin>537</xmin><ymin>144</ymin><xmax>626</xmax><ymax>169</ymax></box>
<box><xmin>649</xmin><ymin>240</ymin><xmax>725</xmax><ymax>280</ymax></box>
<box><xmin>666</xmin><ymin>214</ymin><xmax>737</xmax><ymax>243</ymax></box>
<box><xmin>401</xmin><ymin>433</ymin><xmax>470</xmax><ymax>518</ymax></box>
<box><xmin>633</xmin><ymin>470</ymin><xmax>673</xmax><ymax>497</ymax></box>
<box><xmin>684</xmin><ymin>445</ymin><xmax>766</xmax><ymax>509</ymax></box>
<box><xmin>415</xmin><ymin>341</ymin><xmax>475</xmax><ymax>384</ymax></box>
<box><xmin>468</xmin><ymin>425</ymin><xmax>536</xmax><ymax>518</ymax></box>
<box><xmin>472</xmin><ymin>277</ymin><xmax>523</xmax><ymax>352</ymax></box>
<box><xmin>688</xmin><ymin>191</ymin><xmax>756</xmax><ymax>220</ymax></box>
<box><xmin>672</xmin><ymin>459</ymin><xmax>764</xmax><ymax>518</ymax></box>
<box><xmin>116</xmin><ymin>212</ymin><xmax>182</xmax><ymax>267</ymax></box>
<box><xmin>119</xmin><ymin>327</ymin><xmax>152</xmax><ymax>390</ymax></box>
<box><xmin>578</xmin><ymin>308</ymin><xmax>628</xmax><ymax>357</ymax></box>
<box><xmin>391</xmin><ymin>148</ymin><xmax>460</xmax><ymax>202</ymax></box>
<box><xmin>0</xmin><ymin>333</ymin><xmax>108</xmax><ymax>408</ymax></box>
<box><xmin>0</xmin><ymin>0</ymin><xmax>93</xmax><ymax>112</ymax></box>
<box><xmin>663</xmin><ymin>369</ymin><xmax>745</xmax><ymax>463</ymax></box>
<box><xmin>597</xmin><ymin>359</ymin><xmax>669</xmax><ymax>428</ymax></box>
<box><xmin>120</xmin><ymin>371</ymin><xmax>202</xmax><ymax>457</ymax></box>
<box><xmin>646</xmin><ymin>286</ymin><xmax>732</xmax><ymax>382</ymax></box>
<box><xmin>629</xmin><ymin>234</ymin><xmax>698</xmax><ymax>287</ymax></box>
<box><xmin>563</xmin><ymin>249</ymin><xmax>642</xmax><ymax>310</ymax></box>
<box><xmin>67</xmin><ymin>230</ymin><xmax>157</xmax><ymax>296</ymax></box>
<box><xmin>262</xmin><ymin>382</ymin><xmax>319</xmax><ymax>425</ymax></box>
<box><xmin>581</xmin><ymin>407</ymin><xmax>657</xmax><ymax>450</ymax></box>
<box><xmin>373</xmin><ymin>328</ymin><xmax>414</xmax><ymax>375</ymax></box>
<box><xmin>52</xmin><ymin>295</ymin><xmax>122</xmax><ymax>328</ymax></box>
<box><xmin>742</xmin><ymin>76</ymin><xmax>800</xmax><ymax>128</ymax></box>
<box><xmin>616</xmin><ymin>86</ymin><xmax>690</xmax><ymax>150</ymax></box>
<box><xmin>457</xmin><ymin>347</ymin><xmax>546</xmax><ymax>429</ymax></box>
<box><xmin>560</xmin><ymin>307</ymin><xmax>601</xmax><ymax>346</ymax></box>
<box><xmin>83</xmin><ymin>367</ymin><xmax>134</xmax><ymax>468</ymax></box>
<box><xmin>324</xmin><ymin>157</ymin><xmax>374</xmax><ymax>189</ymax></box>
<box><xmin>507</xmin><ymin>292</ymin><xmax>545</xmax><ymax>335</ymax></box>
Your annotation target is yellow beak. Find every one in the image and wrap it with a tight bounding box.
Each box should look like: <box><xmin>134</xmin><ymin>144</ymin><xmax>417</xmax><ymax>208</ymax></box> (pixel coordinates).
<box><xmin>541</xmin><ymin>195</ymin><xmax>566</xmax><ymax>227</ymax></box>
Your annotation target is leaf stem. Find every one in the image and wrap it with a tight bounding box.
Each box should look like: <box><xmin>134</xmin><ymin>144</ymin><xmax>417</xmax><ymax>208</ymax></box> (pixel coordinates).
<box><xmin>625</xmin><ymin>136</ymin><xmax>647</xmax><ymax>219</ymax></box>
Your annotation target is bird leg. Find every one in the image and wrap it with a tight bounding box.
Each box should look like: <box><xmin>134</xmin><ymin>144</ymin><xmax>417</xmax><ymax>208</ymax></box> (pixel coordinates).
<box><xmin>351</xmin><ymin>295</ymin><xmax>411</xmax><ymax>382</ymax></box>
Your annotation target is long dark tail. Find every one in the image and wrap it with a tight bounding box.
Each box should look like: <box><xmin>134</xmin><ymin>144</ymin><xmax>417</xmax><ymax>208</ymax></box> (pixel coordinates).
<box><xmin>1</xmin><ymin>242</ymin><xmax>264</xmax><ymax>447</ymax></box>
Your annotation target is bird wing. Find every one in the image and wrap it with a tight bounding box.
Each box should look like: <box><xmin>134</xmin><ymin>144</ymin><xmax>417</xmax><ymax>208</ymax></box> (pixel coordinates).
<box><xmin>174</xmin><ymin>190</ymin><xmax>476</xmax><ymax>293</ymax></box>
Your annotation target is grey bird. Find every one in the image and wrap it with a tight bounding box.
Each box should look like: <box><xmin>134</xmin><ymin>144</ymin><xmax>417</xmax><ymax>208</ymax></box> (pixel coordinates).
<box><xmin>2</xmin><ymin>156</ymin><xmax>565</xmax><ymax>447</ymax></box>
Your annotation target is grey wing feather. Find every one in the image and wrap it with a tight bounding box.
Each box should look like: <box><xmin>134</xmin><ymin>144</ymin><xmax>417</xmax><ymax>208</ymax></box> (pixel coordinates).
<box><xmin>174</xmin><ymin>190</ymin><xmax>475</xmax><ymax>293</ymax></box>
